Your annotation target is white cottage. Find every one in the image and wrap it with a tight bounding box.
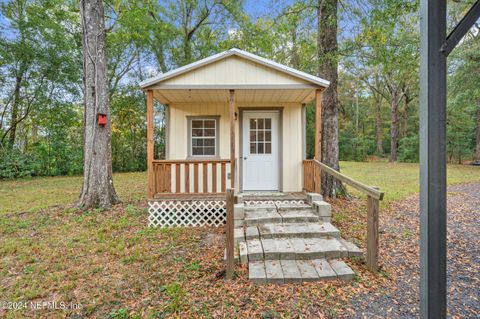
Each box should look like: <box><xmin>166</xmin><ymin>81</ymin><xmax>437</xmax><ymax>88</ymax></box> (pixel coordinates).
<box><xmin>141</xmin><ymin>48</ymin><xmax>329</xmax><ymax>226</ymax></box>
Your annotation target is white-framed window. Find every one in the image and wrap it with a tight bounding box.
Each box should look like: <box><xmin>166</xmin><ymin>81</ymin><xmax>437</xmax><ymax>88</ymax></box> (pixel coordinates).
<box><xmin>188</xmin><ymin>117</ymin><xmax>219</xmax><ymax>157</ymax></box>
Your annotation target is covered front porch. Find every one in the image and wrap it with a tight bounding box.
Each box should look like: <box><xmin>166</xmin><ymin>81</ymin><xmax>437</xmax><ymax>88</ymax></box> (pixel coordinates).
<box><xmin>145</xmin><ymin>87</ymin><xmax>324</xmax><ymax>199</ymax></box>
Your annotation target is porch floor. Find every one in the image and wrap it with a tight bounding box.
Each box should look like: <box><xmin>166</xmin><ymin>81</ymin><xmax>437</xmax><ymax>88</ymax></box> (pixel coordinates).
<box><xmin>152</xmin><ymin>191</ymin><xmax>307</xmax><ymax>202</ymax></box>
<box><xmin>238</xmin><ymin>192</ymin><xmax>307</xmax><ymax>202</ymax></box>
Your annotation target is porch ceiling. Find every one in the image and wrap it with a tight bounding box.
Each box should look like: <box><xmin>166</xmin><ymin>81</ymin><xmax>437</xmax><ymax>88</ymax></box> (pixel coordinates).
<box><xmin>152</xmin><ymin>88</ymin><xmax>317</xmax><ymax>104</ymax></box>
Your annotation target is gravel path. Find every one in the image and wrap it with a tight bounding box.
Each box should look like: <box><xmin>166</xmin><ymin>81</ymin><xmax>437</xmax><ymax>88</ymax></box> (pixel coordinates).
<box><xmin>347</xmin><ymin>182</ymin><xmax>480</xmax><ymax>319</ymax></box>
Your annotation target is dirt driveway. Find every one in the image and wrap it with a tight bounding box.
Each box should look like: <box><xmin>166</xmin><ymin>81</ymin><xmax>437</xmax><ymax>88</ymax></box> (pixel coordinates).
<box><xmin>347</xmin><ymin>183</ymin><xmax>480</xmax><ymax>318</ymax></box>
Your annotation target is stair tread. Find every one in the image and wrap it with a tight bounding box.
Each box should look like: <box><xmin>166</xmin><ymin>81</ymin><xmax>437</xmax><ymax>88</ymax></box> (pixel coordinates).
<box><xmin>258</xmin><ymin>222</ymin><xmax>340</xmax><ymax>238</ymax></box>
<box><xmin>248</xmin><ymin>258</ymin><xmax>354</xmax><ymax>283</ymax></box>
<box><xmin>246</xmin><ymin>237</ymin><xmax>348</xmax><ymax>259</ymax></box>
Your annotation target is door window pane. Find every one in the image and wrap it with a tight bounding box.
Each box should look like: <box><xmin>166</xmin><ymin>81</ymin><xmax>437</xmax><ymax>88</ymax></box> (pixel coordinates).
<box><xmin>250</xmin><ymin>131</ymin><xmax>257</xmax><ymax>141</ymax></box>
<box><xmin>265</xmin><ymin>118</ymin><xmax>271</xmax><ymax>129</ymax></box>
<box><xmin>250</xmin><ymin>142</ymin><xmax>256</xmax><ymax>154</ymax></box>
<box><xmin>265</xmin><ymin>142</ymin><xmax>271</xmax><ymax>154</ymax></box>
<box><xmin>250</xmin><ymin>119</ymin><xmax>256</xmax><ymax>130</ymax></box>
<box><xmin>257</xmin><ymin>143</ymin><xmax>264</xmax><ymax>154</ymax></box>
<box><xmin>249</xmin><ymin>117</ymin><xmax>272</xmax><ymax>154</ymax></box>
<box><xmin>258</xmin><ymin>118</ymin><xmax>264</xmax><ymax>129</ymax></box>
<box><xmin>257</xmin><ymin>131</ymin><xmax>264</xmax><ymax>142</ymax></box>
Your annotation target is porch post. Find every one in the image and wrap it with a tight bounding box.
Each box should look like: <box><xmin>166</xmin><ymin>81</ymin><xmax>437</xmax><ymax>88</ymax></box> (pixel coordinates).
<box><xmin>147</xmin><ymin>89</ymin><xmax>154</xmax><ymax>198</ymax></box>
<box><xmin>315</xmin><ymin>89</ymin><xmax>322</xmax><ymax>160</ymax></box>
<box><xmin>229</xmin><ymin>90</ymin><xmax>235</xmax><ymax>189</ymax></box>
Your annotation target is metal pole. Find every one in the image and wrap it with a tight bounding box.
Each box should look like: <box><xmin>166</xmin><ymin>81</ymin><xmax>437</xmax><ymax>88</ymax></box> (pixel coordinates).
<box><xmin>419</xmin><ymin>1</ymin><xmax>447</xmax><ymax>318</ymax></box>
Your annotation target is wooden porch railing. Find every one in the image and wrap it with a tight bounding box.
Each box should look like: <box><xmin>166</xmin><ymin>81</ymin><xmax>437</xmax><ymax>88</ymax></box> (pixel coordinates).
<box><xmin>152</xmin><ymin>159</ymin><xmax>234</xmax><ymax>197</ymax></box>
<box><xmin>303</xmin><ymin>159</ymin><xmax>385</xmax><ymax>272</ymax></box>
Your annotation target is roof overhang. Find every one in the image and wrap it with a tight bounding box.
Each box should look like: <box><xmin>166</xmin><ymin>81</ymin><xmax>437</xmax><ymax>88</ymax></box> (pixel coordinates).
<box><xmin>152</xmin><ymin>88</ymin><xmax>320</xmax><ymax>104</ymax></box>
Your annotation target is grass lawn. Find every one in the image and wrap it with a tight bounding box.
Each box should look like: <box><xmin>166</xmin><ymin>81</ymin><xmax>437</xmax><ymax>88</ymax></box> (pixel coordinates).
<box><xmin>0</xmin><ymin>172</ymin><xmax>147</xmax><ymax>214</ymax></box>
<box><xmin>340</xmin><ymin>161</ymin><xmax>480</xmax><ymax>203</ymax></box>
<box><xmin>0</xmin><ymin>161</ymin><xmax>479</xmax><ymax>317</ymax></box>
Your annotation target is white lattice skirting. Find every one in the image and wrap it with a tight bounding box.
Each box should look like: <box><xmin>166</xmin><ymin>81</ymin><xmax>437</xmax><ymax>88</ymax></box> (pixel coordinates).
<box><xmin>148</xmin><ymin>200</ymin><xmax>226</xmax><ymax>227</ymax></box>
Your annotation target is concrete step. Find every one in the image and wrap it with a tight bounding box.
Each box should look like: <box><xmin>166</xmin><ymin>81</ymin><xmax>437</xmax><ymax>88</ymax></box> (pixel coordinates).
<box><xmin>244</xmin><ymin>210</ymin><xmax>282</xmax><ymax>226</ymax></box>
<box><xmin>248</xmin><ymin>258</ymin><xmax>355</xmax><ymax>283</ymax></box>
<box><xmin>258</xmin><ymin>222</ymin><xmax>341</xmax><ymax>239</ymax></box>
<box><xmin>338</xmin><ymin>238</ymin><xmax>363</xmax><ymax>257</ymax></box>
<box><xmin>277</xmin><ymin>210</ymin><xmax>320</xmax><ymax>223</ymax></box>
<box><xmin>276</xmin><ymin>202</ymin><xmax>313</xmax><ymax>211</ymax></box>
<box><xmin>244</xmin><ymin>204</ymin><xmax>277</xmax><ymax>213</ymax></box>
<box><xmin>247</xmin><ymin>237</ymin><xmax>351</xmax><ymax>260</ymax></box>
<box><xmin>245</xmin><ymin>209</ymin><xmax>320</xmax><ymax>226</ymax></box>
<box><xmin>244</xmin><ymin>235</ymin><xmax>363</xmax><ymax>262</ymax></box>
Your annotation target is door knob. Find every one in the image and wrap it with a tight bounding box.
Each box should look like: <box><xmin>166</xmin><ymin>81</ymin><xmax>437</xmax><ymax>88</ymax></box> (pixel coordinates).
<box><xmin>243</xmin><ymin>157</ymin><xmax>247</xmax><ymax>160</ymax></box>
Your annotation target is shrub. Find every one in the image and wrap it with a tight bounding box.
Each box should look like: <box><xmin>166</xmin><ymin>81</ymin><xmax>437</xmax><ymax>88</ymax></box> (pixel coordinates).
<box><xmin>340</xmin><ymin>135</ymin><xmax>375</xmax><ymax>161</ymax></box>
<box><xmin>0</xmin><ymin>149</ymin><xmax>36</xmax><ymax>179</ymax></box>
<box><xmin>398</xmin><ymin>135</ymin><xmax>419</xmax><ymax>162</ymax></box>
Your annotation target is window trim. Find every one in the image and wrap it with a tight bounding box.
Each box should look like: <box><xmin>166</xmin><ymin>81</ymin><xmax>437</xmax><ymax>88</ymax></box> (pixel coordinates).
<box><xmin>186</xmin><ymin>115</ymin><xmax>220</xmax><ymax>159</ymax></box>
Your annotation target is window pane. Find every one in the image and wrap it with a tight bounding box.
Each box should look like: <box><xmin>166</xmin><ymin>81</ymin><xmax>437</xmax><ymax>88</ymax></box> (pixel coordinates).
<box><xmin>192</xmin><ymin>139</ymin><xmax>204</xmax><ymax>147</ymax></box>
<box><xmin>265</xmin><ymin>142</ymin><xmax>271</xmax><ymax>154</ymax></box>
<box><xmin>265</xmin><ymin>118</ymin><xmax>271</xmax><ymax>129</ymax></box>
<box><xmin>265</xmin><ymin>131</ymin><xmax>271</xmax><ymax>142</ymax></box>
<box><xmin>192</xmin><ymin>129</ymin><xmax>203</xmax><ymax>137</ymax></box>
<box><xmin>204</xmin><ymin>129</ymin><xmax>215</xmax><ymax>137</ymax></box>
<box><xmin>204</xmin><ymin>120</ymin><xmax>215</xmax><ymax>128</ymax></box>
<box><xmin>257</xmin><ymin>131</ymin><xmax>264</xmax><ymax>142</ymax></box>
<box><xmin>204</xmin><ymin>147</ymin><xmax>215</xmax><ymax>155</ymax></box>
<box><xmin>250</xmin><ymin>119</ymin><xmax>256</xmax><ymax>130</ymax></box>
<box><xmin>192</xmin><ymin>120</ymin><xmax>203</xmax><ymax>129</ymax></box>
<box><xmin>192</xmin><ymin>147</ymin><xmax>203</xmax><ymax>155</ymax></box>
<box><xmin>250</xmin><ymin>142</ymin><xmax>256</xmax><ymax>154</ymax></box>
<box><xmin>249</xmin><ymin>130</ymin><xmax>256</xmax><ymax>142</ymax></box>
<box><xmin>258</xmin><ymin>118</ymin><xmax>264</xmax><ymax>129</ymax></box>
<box><xmin>204</xmin><ymin>138</ymin><xmax>215</xmax><ymax>146</ymax></box>
<box><xmin>258</xmin><ymin>143</ymin><xmax>264</xmax><ymax>154</ymax></box>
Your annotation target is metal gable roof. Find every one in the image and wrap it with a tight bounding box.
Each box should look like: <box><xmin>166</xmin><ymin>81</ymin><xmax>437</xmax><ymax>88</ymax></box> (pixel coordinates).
<box><xmin>139</xmin><ymin>48</ymin><xmax>330</xmax><ymax>89</ymax></box>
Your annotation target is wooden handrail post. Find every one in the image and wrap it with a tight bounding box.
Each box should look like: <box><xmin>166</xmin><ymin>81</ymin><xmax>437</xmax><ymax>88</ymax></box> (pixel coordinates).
<box><xmin>225</xmin><ymin>188</ymin><xmax>235</xmax><ymax>279</ymax></box>
<box><xmin>147</xmin><ymin>90</ymin><xmax>154</xmax><ymax>198</ymax></box>
<box><xmin>366</xmin><ymin>194</ymin><xmax>379</xmax><ymax>272</ymax></box>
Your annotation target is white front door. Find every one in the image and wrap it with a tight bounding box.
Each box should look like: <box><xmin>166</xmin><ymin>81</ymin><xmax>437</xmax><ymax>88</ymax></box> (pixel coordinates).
<box><xmin>242</xmin><ymin>111</ymin><xmax>280</xmax><ymax>191</ymax></box>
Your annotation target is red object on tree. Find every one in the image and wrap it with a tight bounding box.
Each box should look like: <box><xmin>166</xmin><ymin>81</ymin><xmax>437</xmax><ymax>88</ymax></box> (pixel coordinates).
<box><xmin>97</xmin><ymin>113</ymin><xmax>107</xmax><ymax>126</ymax></box>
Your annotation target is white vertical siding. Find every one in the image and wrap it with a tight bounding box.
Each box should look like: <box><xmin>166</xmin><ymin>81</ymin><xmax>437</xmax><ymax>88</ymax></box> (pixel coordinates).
<box><xmin>163</xmin><ymin>56</ymin><xmax>310</xmax><ymax>86</ymax></box>
<box><xmin>167</xmin><ymin>102</ymin><xmax>303</xmax><ymax>192</ymax></box>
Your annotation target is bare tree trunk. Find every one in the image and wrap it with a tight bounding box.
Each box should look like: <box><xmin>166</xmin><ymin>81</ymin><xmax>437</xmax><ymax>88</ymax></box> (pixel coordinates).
<box><xmin>474</xmin><ymin>100</ymin><xmax>480</xmax><ymax>163</ymax></box>
<box><xmin>290</xmin><ymin>22</ymin><xmax>300</xmax><ymax>69</ymax></box>
<box><xmin>317</xmin><ymin>0</ymin><xmax>342</xmax><ymax>197</ymax></box>
<box><xmin>7</xmin><ymin>75</ymin><xmax>22</xmax><ymax>149</ymax></box>
<box><xmin>400</xmin><ymin>94</ymin><xmax>413</xmax><ymax>138</ymax></box>
<box><xmin>78</xmin><ymin>0</ymin><xmax>118</xmax><ymax>209</ymax></box>
<box><xmin>375</xmin><ymin>94</ymin><xmax>383</xmax><ymax>155</ymax></box>
<box><xmin>389</xmin><ymin>90</ymin><xmax>399</xmax><ymax>162</ymax></box>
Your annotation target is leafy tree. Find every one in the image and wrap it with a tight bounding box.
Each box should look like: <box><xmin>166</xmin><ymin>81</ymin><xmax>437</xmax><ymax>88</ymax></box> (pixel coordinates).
<box><xmin>0</xmin><ymin>0</ymin><xmax>81</xmax><ymax>150</ymax></box>
<box><xmin>345</xmin><ymin>0</ymin><xmax>419</xmax><ymax>162</ymax></box>
<box><xmin>77</xmin><ymin>0</ymin><xmax>118</xmax><ymax>209</ymax></box>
